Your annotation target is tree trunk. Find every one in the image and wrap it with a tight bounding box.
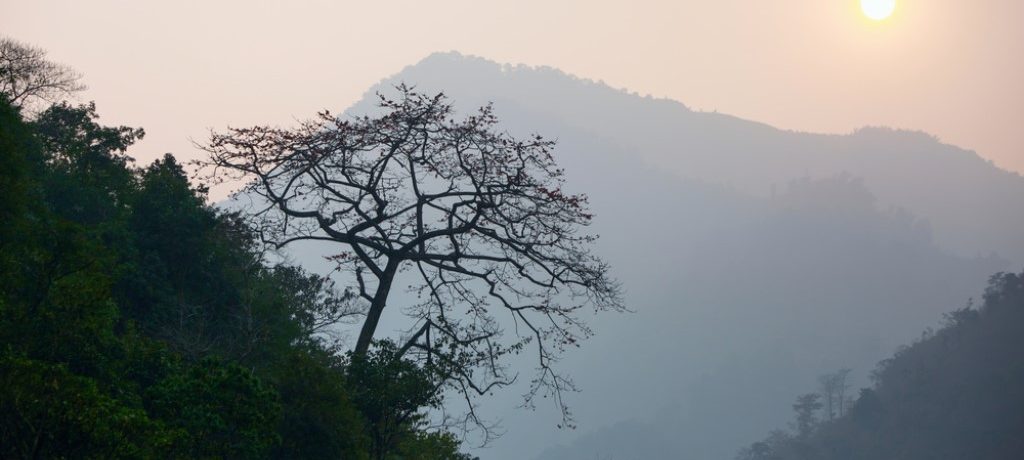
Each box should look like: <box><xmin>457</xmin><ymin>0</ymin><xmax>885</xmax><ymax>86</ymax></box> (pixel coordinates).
<box><xmin>354</xmin><ymin>260</ymin><xmax>399</xmax><ymax>356</ymax></box>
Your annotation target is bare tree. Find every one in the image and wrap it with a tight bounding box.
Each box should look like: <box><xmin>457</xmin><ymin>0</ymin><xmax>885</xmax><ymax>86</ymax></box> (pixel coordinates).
<box><xmin>818</xmin><ymin>368</ymin><xmax>852</xmax><ymax>421</ymax></box>
<box><xmin>0</xmin><ymin>37</ymin><xmax>85</xmax><ymax>111</ymax></box>
<box><xmin>199</xmin><ymin>86</ymin><xmax>624</xmax><ymax>431</ymax></box>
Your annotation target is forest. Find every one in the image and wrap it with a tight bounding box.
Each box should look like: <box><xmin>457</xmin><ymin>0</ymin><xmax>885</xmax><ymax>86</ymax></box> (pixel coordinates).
<box><xmin>0</xmin><ymin>40</ymin><xmax>476</xmax><ymax>459</ymax></box>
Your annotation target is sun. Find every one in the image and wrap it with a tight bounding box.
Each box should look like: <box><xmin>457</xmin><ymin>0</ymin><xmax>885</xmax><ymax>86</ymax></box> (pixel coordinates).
<box><xmin>861</xmin><ymin>0</ymin><xmax>896</xmax><ymax>21</ymax></box>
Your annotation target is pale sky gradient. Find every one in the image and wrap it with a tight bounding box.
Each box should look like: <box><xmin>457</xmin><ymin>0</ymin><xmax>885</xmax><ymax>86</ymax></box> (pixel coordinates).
<box><xmin>2</xmin><ymin>0</ymin><xmax>1022</xmax><ymax>176</ymax></box>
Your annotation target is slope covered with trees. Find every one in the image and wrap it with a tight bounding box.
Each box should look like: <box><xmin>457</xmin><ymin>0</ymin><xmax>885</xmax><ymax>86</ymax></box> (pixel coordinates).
<box><xmin>737</xmin><ymin>271</ymin><xmax>1024</xmax><ymax>460</ymax></box>
<box><xmin>0</xmin><ymin>43</ymin><xmax>473</xmax><ymax>458</ymax></box>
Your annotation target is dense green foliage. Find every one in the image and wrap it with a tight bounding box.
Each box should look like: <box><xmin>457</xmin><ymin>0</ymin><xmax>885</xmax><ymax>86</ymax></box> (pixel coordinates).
<box><xmin>0</xmin><ymin>94</ymin><xmax>472</xmax><ymax>459</ymax></box>
<box><xmin>737</xmin><ymin>271</ymin><xmax>1024</xmax><ymax>460</ymax></box>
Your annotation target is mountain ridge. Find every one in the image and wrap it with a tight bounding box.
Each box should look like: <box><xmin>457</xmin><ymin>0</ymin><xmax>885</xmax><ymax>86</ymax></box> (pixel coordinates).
<box><xmin>366</xmin><ymin>51</ymin><xmax>1013</xmax><ymax>175</ymax></box>
<box><xmin>349</xmin><ymin>51</ymin><xmax>1024</xmax><ymax>265</ymax></box>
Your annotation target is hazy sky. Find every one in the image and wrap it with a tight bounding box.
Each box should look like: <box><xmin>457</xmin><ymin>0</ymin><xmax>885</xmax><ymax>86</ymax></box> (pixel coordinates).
<box><xmin>2</xmin><ymin>0</ymin><xmax>1022</xmax><ymax>175</ymax></box>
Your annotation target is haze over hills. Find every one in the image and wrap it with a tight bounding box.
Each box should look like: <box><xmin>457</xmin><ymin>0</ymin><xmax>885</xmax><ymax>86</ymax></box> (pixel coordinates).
<box><xmin>7</xmin><ymin>1</ymin><xmax>1024</xmax><ymax>456</ymax></box>
<box><xmin>353</xmin><ymin>52</ymin><xmax>1024</xmax><ymax>265</ymax></box>
<box><xmin>733</xmin><ymin>270</ymin><xmax>1024</xmax><ymax>460</ymax></box>
<box><xmin>272</xmin><ymin>52</ymin><xmax>1023</xmax><ymax>459</ymax></box>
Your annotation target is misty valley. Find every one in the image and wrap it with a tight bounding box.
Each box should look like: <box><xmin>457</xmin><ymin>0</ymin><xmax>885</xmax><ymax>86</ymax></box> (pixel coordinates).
<box><xmin>2</xmin><ymin>36</ymin><xmax>1023</xmax><ymax>460</ymax></box>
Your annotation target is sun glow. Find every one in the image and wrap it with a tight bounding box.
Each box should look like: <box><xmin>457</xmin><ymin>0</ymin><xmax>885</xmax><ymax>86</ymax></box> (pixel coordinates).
<box><xmin>861</xmin><ymin>0</ymin><xmax>896</xmax><ymax>21</ymax></box>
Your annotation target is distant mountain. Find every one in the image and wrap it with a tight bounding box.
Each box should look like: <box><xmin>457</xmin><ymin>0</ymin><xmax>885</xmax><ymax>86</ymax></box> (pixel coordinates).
<box><xmin>275</xmin><ymin>52</ymin><xmax>1021</xmax><ymax>459</ymax></box>
<box><xmin>354</xmin><ymin>52</ymin><xmax>1024</xmax><ymax>265</ymax></box>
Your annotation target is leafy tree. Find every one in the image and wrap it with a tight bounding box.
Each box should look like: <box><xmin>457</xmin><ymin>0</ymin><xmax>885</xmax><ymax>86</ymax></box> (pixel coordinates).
<box><xmin>240</xmin><ymin>264</ymin><xmax>365</xmax><ymax>365</ymax></box>
<box><xmin>395</xmin><ymin>430</ymin><xmax>478</xmax><ymax>460</ymax></box>
<box><xmin>735</xmin><ymin>430</ymin><xmax>790</xmax><ymax>460</ymax></box>
<box><xmin>32</xmin><ymin>101</ymin><xmax>142</xmax><ymax>226</ymax></box>
<box><xmin>0</xmin><ymin>94</ymin><xmax>39</xmax><ymax>241</ymax></box>
<box><xmin>347</xmin><ymin>340</ymin><xmax>444</xmax><ymax>460</ymax></box>
<box><xmin>0</xmin><ymin>352</ymin><xmax>162</xmax><ymax>459</ymax></box>
<box><xmin>791</xmin><ymin>393</ymin><xmax>823</xmax><ymax>439</ymax></box>
<box><xmin>267</xmin><ymin>349</ymin><xmax>369</xmax><ymax>459</ymax></box>
<box><xmin>121</xmin><ymin>154</ymin><xmax>242</xmax><ymax>357</ymax></box>
<box><xmin>147</xmin><ymin>359</ymin><xmax>281</xmax><ymax>459</ymax></box>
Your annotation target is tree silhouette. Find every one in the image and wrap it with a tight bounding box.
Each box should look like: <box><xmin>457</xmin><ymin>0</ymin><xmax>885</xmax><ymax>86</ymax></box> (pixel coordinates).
<box><xmin>818</xmin><ymin>368</ymin><xmax>852</xmax><ymax>421</ymax></box>
<box><xmin>0</xmin><ymin>37</ymin><xmax>84</xmax><ymax>112</ymax></box>
<box><xmin>200</xmin><ymin>86</ymin><xmax>623</xmax><ymax>429</ymax></box>
<box><xmin>791</xmin><ymin>393</ymin><xmax>823</xmax><ymax>438</ymax></box>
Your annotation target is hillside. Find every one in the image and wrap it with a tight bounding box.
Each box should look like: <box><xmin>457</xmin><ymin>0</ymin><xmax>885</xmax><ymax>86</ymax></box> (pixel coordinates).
<box><xmin>736</xmin><ymin>271</ymin><xmax>1024</xmax><ymax>460</ymax></box>
<box><xmin>0</xmin><ymin>96</ymin><xmax>473</xmax><ymax>459</ymax></box>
